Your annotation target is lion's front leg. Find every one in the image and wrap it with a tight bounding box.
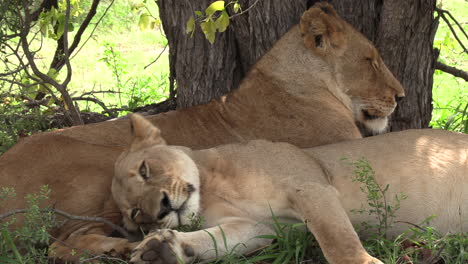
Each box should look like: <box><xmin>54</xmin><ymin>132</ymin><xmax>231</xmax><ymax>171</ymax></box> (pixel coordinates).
<box><xmin>50</xmin><ymin>233</ymin><xmax>138</xmax><ymax>262</ymax></box>
<box><xmin>130</xmin><ymin>218</ymin><xmax>273</xmax><ymax>264</ymax></box>
<box><xmin>292</xmin><ymin>185</ymin><xmax>383</xmax><ymax>264</ymax></box>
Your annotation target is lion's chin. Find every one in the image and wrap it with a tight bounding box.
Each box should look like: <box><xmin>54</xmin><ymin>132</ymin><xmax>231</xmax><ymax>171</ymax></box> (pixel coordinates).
<box><xmin>362</xmin><ymin>116</ymin><xmax>388</xmax><ymax>134</ymax></box>
<box><xmin>353</xmin><ymin>107</ymin><xmax>390</xmax><ymax>134</ymax></box>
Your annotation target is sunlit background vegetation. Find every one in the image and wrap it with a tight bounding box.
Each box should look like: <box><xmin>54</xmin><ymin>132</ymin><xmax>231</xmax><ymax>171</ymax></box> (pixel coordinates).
<box><xmin>432</xmin><ymin>0</ymin><xmax>468</xmax><ymax>132</ymax></box>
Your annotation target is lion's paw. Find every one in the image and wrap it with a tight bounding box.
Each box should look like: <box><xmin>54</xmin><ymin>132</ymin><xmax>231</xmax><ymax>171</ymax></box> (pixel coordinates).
<box><xmin>130</xmin><ymin>229</ymin><xmax>195</xmax><ymax>264</ymax></box>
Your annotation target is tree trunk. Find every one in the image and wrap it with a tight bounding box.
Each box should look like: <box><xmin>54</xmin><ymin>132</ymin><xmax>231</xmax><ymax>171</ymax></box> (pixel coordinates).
<box><xmin>158</xmin><ymin>0</ymin><xmax>438</xmax><ymax>130</ymax></box>
<box><xmin>158</xmin><ymin>0</ymin><xmax>307</xmax><ymax>108</ymax></box>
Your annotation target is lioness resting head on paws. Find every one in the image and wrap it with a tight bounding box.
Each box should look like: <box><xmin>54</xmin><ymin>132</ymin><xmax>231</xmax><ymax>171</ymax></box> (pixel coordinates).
<box><xmin>112</xmin><ymin>114</ymin><xmax>467</xmax><ymax>264</ymax></box>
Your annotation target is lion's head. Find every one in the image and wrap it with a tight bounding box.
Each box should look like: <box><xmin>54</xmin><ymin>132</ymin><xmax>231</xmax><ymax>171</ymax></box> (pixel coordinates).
<box><xmin>112</xmin><ymin>114</ymin><xmax>200</xmax><ymax>232</ymax></box>
<box><xmin>299</xmin><ymin>3</ymin><xmax>405</xmax><ymax>132</ymax></box>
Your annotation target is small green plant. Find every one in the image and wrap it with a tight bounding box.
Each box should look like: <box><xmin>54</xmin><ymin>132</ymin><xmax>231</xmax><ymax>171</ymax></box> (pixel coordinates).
<box><xmin>95</xmin><ymin>42</ymin><xmax>169</xmax><ymax>115</ymax></box>
<box><xmin>345</xmin><ymin>157</ymin><xmax>407</xmax><ymax>238</ymax></box>
<box><xmin>345</xmin><ymin>157</ymin><xmax>467</xmax><ymax>263</ymax></box>
<box><xmin>0</xmin><ymin>186</ymin><xmax>57</xmax><ymax>264</ymax></box>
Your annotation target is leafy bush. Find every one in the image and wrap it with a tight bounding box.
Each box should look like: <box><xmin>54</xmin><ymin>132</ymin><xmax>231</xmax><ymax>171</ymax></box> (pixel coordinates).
<box><xmin>0</xmin><ymin>186</ymin><xmax>56</xmax><ymax>264</ymax></box>
<box><xmin>0</xmin><ymin>98</ymin><xmax>51</xmax><ymax>155</ymax></box>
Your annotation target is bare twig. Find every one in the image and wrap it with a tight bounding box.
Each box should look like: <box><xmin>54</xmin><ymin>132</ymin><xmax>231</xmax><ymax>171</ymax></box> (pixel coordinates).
<box><xmin>435</xmin><ymin>61</ymin><xmax>468</xmax><ymax>81</ymax></box>
<box><xmin>0</xmin><ymin>64</ymin><xmax>29</xmax><ymax>77</ymax></box>
<box><xmin>62</xmin><ymin>0</ymin><xmax>72</xmax><ymax>87</ymax></box>
<box><xmin>435</xmin><ymin>7</ymin><xmax>468</xmax><ymax>54</ymax></box>
<box><xmin>144</xmin><ymin>44</ymin><xmax>168</xmax><ymax>70</ymax></box>
<box><xmin>0</xmin><ymin>208</ymin><xmax>130</xmax><ymax>239</ymax></box>
<box><xmin>72</xmin><ymin>96</ymin><xmax>117</xmax><ymax>117</ymax></box>
<box><xmin>436</xmin><ymin>8</ymin><xmax>468</xmax><ymax>41</ymax></box>
<box><xmin>394</xmin><ymin>220</ymin><xmax>428</xmax><ymax>232</ymax></box>
<box><xmin>81</xmin><ymin>90</ymin><xmax>121</xmax><ymax>96</ymax></box>
<box><xmin>70</xmin><ymin>0</ymin><xmax>115</xmax><ymax>61</ymax></box>
<box><xmin>229</xmin><ymin>0</ymin><xmax>262</xmax><ymax>19</ymax></box>
<box><xmin>49</xmin><ymin>0</ymin><xmax>101</xmax><ymax>71</ymax></box>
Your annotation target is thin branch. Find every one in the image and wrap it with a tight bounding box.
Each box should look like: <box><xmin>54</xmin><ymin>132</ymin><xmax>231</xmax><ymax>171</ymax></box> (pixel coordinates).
<box><xmin>394</xmin><ymin>220</ymin><xmax>428</xmax><ymax>232</ymax></box>
<box><xmin>81</xmin><ymin>90</ymin><xmax>121</xmax><ymax>96</ymax></box>
<box><xmin>70</xmin><ymin>0</ymin><xmax>115</xmax><ymax>61</ymax></box>
<box><xmin>62</xmin><ymin>0</ymin><xmax>72</xmax><ymax>87</ymax></box>
<box><xmin>23</xmin><ymin>97</ymin><xmax>52</xmax><ymax>108</ymax></box>
<box><xmin>435</xmin><ymin>7</ymin><xmax>468</xmax><ymax>54</ymax></box>
<box><xmin>436</xmin><ymin>8</ymin><xmax>468</xmax><ymax>40</ymax></box>
<box><xmin>0</xmin><ymin>208</ymin><xmax>130</xmax><ymax>239</ymax></box>
<box><xmin>0</xmin><ymin>64</ymin><xmax>29</xmax><ymax>77</ymax></box>
<box><xmin>229</xmin><ymin>0</ymin><xmax>262</xmax><ymax>19</ymax></box>
<box><xmin>72</xmin><ymin>96</ymin><xmax>117</xmax><ymax>117</ymax></box>
<box><xmin>144</xmin><ymin>44</ymin><xmax>168</xmax><ymax>70</ymax></box>
<box><xmin>0</xmin><ymin>77</ymin><xmax>37</xmax><ymax>88</ymax></box>
<box><xmin>435</xmin><ymin>61</ymin><xmax>468</xmax><ymax>81</ymax></box>
<box><xmin>49</xmin><ymin>0</ymin><xmax>101</xmax><ymax>71</ymax></box>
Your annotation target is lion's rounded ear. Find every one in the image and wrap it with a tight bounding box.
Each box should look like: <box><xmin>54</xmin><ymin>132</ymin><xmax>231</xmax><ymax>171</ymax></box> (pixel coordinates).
<box><xmin>128</xmin><ymin>113</ymin><xmax>166</xmax><ymax>151</ymax></box>
<box><xmin>300</xmin><ymin>3</ymin><xmax>346</xmax><ymax>57</ymax></box>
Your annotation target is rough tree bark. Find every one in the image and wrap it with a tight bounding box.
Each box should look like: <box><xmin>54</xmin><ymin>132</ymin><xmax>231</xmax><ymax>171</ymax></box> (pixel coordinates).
<box><xmin>158</xmin><ymin>0</ymin><xmax>438</xmax><ymax>131</ymax></box>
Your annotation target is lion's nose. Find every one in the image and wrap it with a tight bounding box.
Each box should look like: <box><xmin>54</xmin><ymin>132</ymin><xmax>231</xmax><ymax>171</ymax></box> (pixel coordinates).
<box><xmin>395</xmin><ymin>95</ymin><xmax>404</xmax><ymax>103</ymax></box>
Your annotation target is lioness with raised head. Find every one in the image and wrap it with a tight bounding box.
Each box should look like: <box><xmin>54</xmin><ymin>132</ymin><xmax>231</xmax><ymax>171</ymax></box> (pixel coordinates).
<box><xmin>0</xmin><ymin>3</ymin><xmax>404</xmax><ymax>260</ymax></box>
<box><xmin>114</xmin><ymin>114</ymin><xmax>467</xmax><ymax>264</ymax></box>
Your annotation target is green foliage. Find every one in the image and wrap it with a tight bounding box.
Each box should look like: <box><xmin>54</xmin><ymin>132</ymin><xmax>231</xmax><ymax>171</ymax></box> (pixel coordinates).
<box><xmin>186</xmin><ymin>1</ymin><xmax>241</xmax><ymax>44</ymax></box>
<box><xmin>95</xmin><ymin>41</ymin><xmax>169</xmax><ymax>113</ymax></box>
<box><xmin>0</xmin><ymin>98</ymin><xmax>51</xmax><ymax>155</ymax></box>
<box><xmin>346</xmin><ymin>157</ymin><xmax>467</xmax><ymax>263</ymax></box>
<box><xmin>345</xmin><ymin>157</ymin><xmax>407</xmax><ymax>238</ymax></box>
<box><xmin>0</xmin><ymin>186</ymin><xmax>57</xmax><ymax>264</ymax></box>
<box><xmin>38</xmin><ymin>5</ymin><xmax>76</xmax><ymax>40</ymax></box>
<box><xmin>432</xmin><ymin>0</ymin><xmax>468</xmax><ymax>133</ymax></box>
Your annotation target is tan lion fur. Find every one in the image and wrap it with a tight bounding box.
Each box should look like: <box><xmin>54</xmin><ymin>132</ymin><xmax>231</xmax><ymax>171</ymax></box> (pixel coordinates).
<box><xmin>0</xmin><ymin>3</ymin><xmax>404</xmax><ymax>260</ymax></box>
<box><xmin>115</xmin><ymin>114</ymin><xmax>467</xmax><ymax>264</ymax></box>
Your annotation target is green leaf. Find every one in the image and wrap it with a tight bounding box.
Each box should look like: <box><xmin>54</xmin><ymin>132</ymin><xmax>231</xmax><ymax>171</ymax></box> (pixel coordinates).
<box><xmin>139</xmin><ymin>12</ymin><xmax>150</xmax><ymax>30</ymax></box>
<box><xmin>47</xmin><ymin>68</ymin><xmax>59</xmax><ymax>80</ymax></box>
<box><xmin>233</xmin><ymin>2</ymin><xmax>241</xmax><ymax>13</ymax></box>
<box><xmin>200</xmin><ymin>20</ymin><xmax>216</xmax><ymax>44</ymax></box>
<box><xmin>68</xmin><ymin>22</ymin><xmax>74</xmax><ymax>32</ymax></box>
<box><xmin>186</xmin><ymin>16</ymin><xmax>195</xmax><ymax>35</ymax></box>
<box><xmin>205</xmin><ymin>1</ymin><xmax>225</xmax><ymax>16</ymax></box>
<box><xmin>195</xmin><ymin>10</ymin><xmax>203</xmax><ymax>17</ymax></box>
<box><xmin>39</xmin><ymin>23</ymin><xmax>49</xmax><ymax>37</ymax></box>
<box><xmin>215</xmin><ymin>10</ymin><xmax>229</xmax><ymax>32</ymax></box>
